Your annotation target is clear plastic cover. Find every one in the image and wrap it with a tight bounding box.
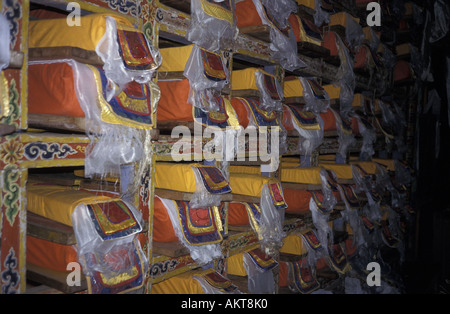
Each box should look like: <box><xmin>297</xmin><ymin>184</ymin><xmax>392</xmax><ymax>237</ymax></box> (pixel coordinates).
<box><xmin>258</xmin><ymin>184</ymin><xmax>286</xmax><ymax>255</ymax></box>
<box><xmin>189</xmin><ymin>165</ymin><xmax>226</xmax><ymax>208</ymax></box>
<box><xmin>254</xmin><ymin>69</ymin><xmax>284</xmax><ymax>112</ymax></box>
<box><xmin>429</xmin><ymin>0</ymin><xmax>450</xmax><ymax>44</ymax></box>
<box><xmin>0</xmin><ymin>14</ymin><xmax>10</xmax><ymax>70</ymax></box>
<box><xmin>319</xmin><ymin>168</ymin><xmax>338</xmax><ymax>212</ymax></box>
<box><xmin>345</xmin><ymin>15</ymin><xmax>364</xmax><ymax>50</ymax></box>
<box><xmin>187</xmin><ymin>0</ymin><xmax>238</xmax><ymax>52</ymax></box>
<box><xmin>184</xmin><ymin>45</ymin><xmax>229</xmax><ymax>112</ymax></box>
<box><xmin>243</xmin><ymin>252</ymin><xmax>276</xmax><ymax>294</ymax></box>
<box><xmin>261</xmin><ymin>0</ymin><xmax>298</xmax><ymax>28</ymax></box>
<box><xmin>309</xmin><ymin>197</ymin><xmax>333</xmax><ymax>251</ymax></box>
<box><xmin>313</xmin><ymin>0</ymin><xmax>330</xmax><ymax>27</ymax></box>
<box><xmin>96</xmin><ymin>16</ymin><xmax>161</xmax><ymax>100</ymax></box>
<box><xmin>71</xmin><ymin>200</ymin><xmax>146</xmax><ymax>282</ymax></box>
<box><xmin>352</xmin><ymin>113</ymin><xmax>376</xmax><ymax>160</ymax></box>
<box><xmin>299</xmin><ymin>77</ymin><xmax>331</xmax><ymax>114</ymax></box>
<box><xmin>158</xmin><ymin>197</ymin><xmax>223</xmax><ymax>265</ymax></box>
<box><xmin>252</xmin><ymin>0</ymin><xmax>306</xmax><ymax>71</ymax></box>
<box><xmin>330</xmin><ymin>108</ymin><xmax>355</xmax><ymax>162</ymax></box>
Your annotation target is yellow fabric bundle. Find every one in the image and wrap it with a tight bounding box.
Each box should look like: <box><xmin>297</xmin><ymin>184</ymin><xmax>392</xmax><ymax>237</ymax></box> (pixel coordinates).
<box><xmin>154</xmin><ymin>162</ymin><xmax>200</xmax><ymax>193</ymax></box>
<box><xmin>280</xmin><ymin>166</ymin><xmax>322</xmax><ymax>184</ymax></box>
<box><xmin>318</xmin><ymin>163</ymin><xmax>353</xmax><ymax>180</ymax></box>
<box><xmin>29</xmin><ymin>13</ymin><xmax>133</xmax><ymax>51</ymax></box>
<box><xmin>296</xmin><ymin>0</ymin><xmax>316</xmax><ymax>9</ymax></box>
<box><xmin>229</xmin><ymin>165</ymin><xmax>261</xmax><ymax>175</ymax></box>
<box><xmin>350</xmin><ymin>161</ymin><xmax>378</xmax><ymax>175</ymax></box>
<box><xmin>372</xmin><ymin>158</ymin><xmax>396</xmax><ymax>171</ymax></box>
<box><xmin>323</xmin><ymin>84</ymin><xmax>341</xmax><ymax>100</ymax></box>
<box><xmin>151</xmin><ymin>269</ymin><xmax>206</xmax><ymax>294</ymax></box>
<box><xmin>280</xmin><ymin>234</ymin><xmax>308</xmax><ymax>255</ymax></box>
<box><xmin>329</xmin><ymin>12</ymin><xmax>360</xmax><ymax>27</ymax></box>
<box><xmin>228</xmin><ymin>173</ymin><xmax>276</xmax><ymax>197</ymax></box>
<box><xmin>27</xmin><ymin>183</ymin><xmax>114</xmax><ymax>226</ymax></box>
<box><xmin>159</xmin><ymin>45</ymin><xmax>194</xmax><ymax>73</ymax></box>
<box><xmin>283</xmin><ymin>78</ymin><xmax>304</xmax><ymax>98</ymax></box>
<box><xmin>231</xmin><ymin>67</ymin><xmax>271</xmax><ymax>91</ymax></box>
<box><xmin>227</xmin><ymin>252</ymin><xmax>247</xmax><ymax>276</ymax></box>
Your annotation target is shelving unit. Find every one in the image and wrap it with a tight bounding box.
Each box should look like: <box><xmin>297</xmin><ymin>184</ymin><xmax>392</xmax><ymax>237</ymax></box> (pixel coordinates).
<box><xmin>0</xmin><ymin>0</ymin><xmax>420</xmax><ymax>294</ymax></box>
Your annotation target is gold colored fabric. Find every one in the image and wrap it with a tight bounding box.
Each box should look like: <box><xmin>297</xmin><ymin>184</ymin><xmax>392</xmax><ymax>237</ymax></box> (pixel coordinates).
<box><xmin>154</xmin><ymin>163</ymin><xmax>201</xmax><ymax>193</ymax></box>
<box><xmin>283</xmin><ymin>78</ymin><xmax>304</xmax><ymax>98</ymax></box>
<box><xmin>227</xmin><ymin>252</ymin><xmax>247</xmax><ymax>276</ymax></box>
<box><xmin>329</xmin><ymin>12</ymin><xmax>360</xmax><ymax>27</ymax></box>
<box><xmin>159</xmin><ymin>45</ymin><xmax>194</xmax><ymax>73</ymax></box>
<box><xmin>296</xmin><ymin>0</ymin><xmax>316</xmax><ymax>9</ymax></box>
<box><xmin>29</xmin><ymin>13</ymin><xmax>133</xmax><ymax>51</ymax></box>
<box><xmin>27</xmin><ymin>183</ymin><xmax>114</xmax><ymax>226</ymax></box>
<box><xmin>372</xmin><ymin>158</ymin><xmax>396</xmax><ymax>171</ymax></box>
<box><xmin>280</xmin><ymin>166</ymin><xmax>322</xmax><ymax>184</ymax></box>
<box><xmin>0</xmin><ymin>72</ymin><xmax>9</xmax><ymax>119</ymax></box>
<box><xmin>229</xmin><ymin>165</ymin><xmax>261</xmax><ymax>175</ymax></box>
<box><xmin>280</xmin><ymin>234</ymin><xmax>307</xmax><ymax>255</ymax></box>
<box><xmin>323</xmin><ymin>84</ymin><xmax>340</xmax><ymax>100</ymax></box>
<box><xmin>231</xmin><ymin>68</ymin><xmax>259</xmax><ymax>91</ymax></box>
<box><xmin>151</xmin><ymin>269</ymin><xmax>206</xmax><ymax>294</ymax></box>
<box><xmin>229</xmin><ymin>173</ymin><xmax>278</xmax><ymax>197</ymax></box>
<box><xmin>349</xmin><ymin>161</ymin><xmax>378</xmax><ymax>175</ymax></box>
<box><xmin>200</xmin><ymin>0</ymin><xmax>234</xmax><ymax>25</ymax></box>
<box><xmin>319</xmin><ymin>162</ymin><xmax>353</xmax><ymax>180</ymax></box>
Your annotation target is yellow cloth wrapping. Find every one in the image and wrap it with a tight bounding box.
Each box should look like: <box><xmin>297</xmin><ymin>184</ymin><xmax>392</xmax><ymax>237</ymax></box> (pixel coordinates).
<box><xmin>280</xmin><ymin>166</ymin><xmax>322</xmax><ymax>184</ymax></box>
<box><xmin>329</xmin><ymin>12</ymin><xmax>360</xmax><ymax>27</ymax></box>
<box><xmin>26</xmin><ymin>184</ymin><xmax>114</xmax><ymax>226</ymax></box>
<box><xmin>229</xmin><ymin>173</ymin><xmax>277</xmax><ymax>197</ymax></box>
<box><xmin>318</xmin><ymin>163</ymin><xmax>353</xmax><ymax>180</ymax></box>
<box><xmin>280</xmin><ymin>234</ymin><xmax>308</xmax><ymax>255</ymax></box>
<box><xmin>323</xmin><ymin>84</ymin><xmax>340</xmax><ymax>100</ymax></box>
<box><xmin>151</xmin><ymin>270</ymin><xmax>206</xmax><ymax>294</ymax></box>
<box><xmin>372</xmin><ymin>158</ymin><xmax>396</xmax><ymax>171</ymax></box>
<box><xmin>159</xmin><ymin>45</ymin><xmax>194</xmax><ymax>73</ymax></box>
<box><xmin>231</xmin><ymin>68</ymin><xmax>262</xmax><ymax>91</ymax></box>
<box><xmin>296</xmin><ymin>0</ymin><xmax>316</xmax><ymax>9</ymax></box>
<box><xmin>283</xmin><ymin>78</ymin><xmax>304</xmax><ymax>98</ymax></box>
<box><xmin>29</xmin><ymin>13</ymin><xmax>133</xmax><ymax>51</ymax></box>
<box><xmin>229</xmin><ymin>165</ymin><xmax>261</xmax><ymax>175</ymax></box>
<box><xmin>154</xmin><ymin>163</ymin><xmax>200</xmax><ymax>193</ymax></box>
<box><xmin>227</xmin><ymin>252</ymin><xmax>247</xmax><ymax>276</ymax></box>
<box><xmin>350</xmin><ymin>161</ymin><xmax>378</xmax><ymax>175</ymax></box>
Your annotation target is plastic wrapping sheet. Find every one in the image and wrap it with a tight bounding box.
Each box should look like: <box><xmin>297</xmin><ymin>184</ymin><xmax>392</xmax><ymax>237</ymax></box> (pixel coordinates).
<box><xmin>299</xmin><ymin>77</ymin><xmax>331</xmax><ymax>114</ymax></box>
<box><xmin>254</xmin><ymin>69</ymin><xmax>285</xmax><ymax>112</ymax></box>
<box><xmin>252</xmin><ymin>0</ymin><xmax>306</xmax><ymax>71</ymax></box>
<box><xmin>352</xmin><ymin>165</ymin><xmax>382</xmax><ymax>223</ymax></box>
<box><xmin>379</xmin><ymin>44</ymin><xmax>396</xmax><ymax>69</ymax></box>
<box><xmin>184</xmin><ymin>45</ymin><xmax>229</xmax><ymax>112</ymax></box>
<box><xmin>429</xmin><ymin>0</ymin><xmax>449</xmax><ymax>43</ymax></box>
<box><xmin>338</xmin><ymin>185</ymin><xmax>365</xmax><ymax>248</ymax></box>
<box><xmin>190</xmin><ymin>166</ymin><xmax>223</xmax><ymax>208</ymax></box>
<box><xmin>258</xmin><ymin>184</ymin><xmax>287</xmax><ymax>255</ymax></box>
<box><xmin>309</xmin><ymin>197</ymin><xmax>333</xmax><ymax>254</ymax></box>
<box><xmin>71</xmin><ymin>200</ymin><xmax>147</xmax><ymax>291</ymax></box>
<box><xmin>0</xmin><ymin>14</ymin><xmax>10</xmax><ymax>70</ymax></box>
<box><xmin>187</xmin><ymin>0</ymin><xmax>238</xmax><ymax>52</ymax></box>
<box><xmin>284</xmin><ymin>104</ymin><xmax>324</xmax><ymax>156</ymax></box>
<box><xmin>157</xmin><ymin>197</ymin><xmax>224</xmax><ymax>265</ymax></box>
<box><xmin>330</xmin><ymin>108</ymin><xmax>355</xmax><ymax>162</ymax></box>
<box><xmin>261</xmin><ymin>0</ymin><xmax>298</xmax><ymax>28</ymax></box>
<box><xmin>68</xmin><ymin>60</ymin><xmax>155</xmax><ymax>187</ymax></box>
<box><xmin>313</xmin><ymin>0</ymin><xmax>330</xmax><ymax>27</ymax></box>
<box><xmin>333</xmin><ymin>33</ymin><xmax>355</xmax><ymax>115</ymax></box>
<box><xmin>299</xmin><ymin>229</ymin><xmax>325</xmax><ymax>271</ymax></box>
<box><xmin>352</xmin><ymin>113</ymin><xmax>376</xmax><ymax>160</ymax></box>
<box><xmin>243</xmin><ymin>250</ymin><xmax>276</xmax><ymax>294</ymax></box>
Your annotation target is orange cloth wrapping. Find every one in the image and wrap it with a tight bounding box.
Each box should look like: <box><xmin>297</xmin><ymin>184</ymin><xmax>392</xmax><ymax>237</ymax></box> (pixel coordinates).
<box><xmin>152</xmin><ymin>197</ymin><xmax>178</xmax><ymax>243</ymax></box>
<box><xmin>320</xmin><ymin>110</ymin><xmax>337</xmax><ymax>132</ymax></box>
<box><xmin>27</xmin><ymin>235</ymin><xmax>78</xmax><ymax>273</ymax></box>
<box><xmin>228</xmin><ymin>202</ymin><xmax>250</xmax><ymax>225</ymax></box>
<box><xmin>284</xmin><ymin>189</ymin><xmax>312</xmax><ymax>214</ymax></box>
<box><xmin>322</xmin><ymin>31</ymin><xmax>339</xmax><ymax>56</ymax></box>
<box><xmin>235</xmin><ymin>0</ymin><xmax>263</xmax><ymax>28</ymax></box>
<box><xmin>157</xmin><ymin>79</ymin><xmax>192</xmax><ymax>121</ymax></box>
<box><xmin>354</xmin><ymin>45</ymin><xmax>369</xmax><ymax>69</ymax></box>
<box><xmin>230</xmin><ymin>97</ymin><xmax>250</xmax><ymax>128</ymax></box>
<box><xmin>28</xmin><ymin>63</ymin><xmax>85</xmax><ymax>117</ymax></box>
